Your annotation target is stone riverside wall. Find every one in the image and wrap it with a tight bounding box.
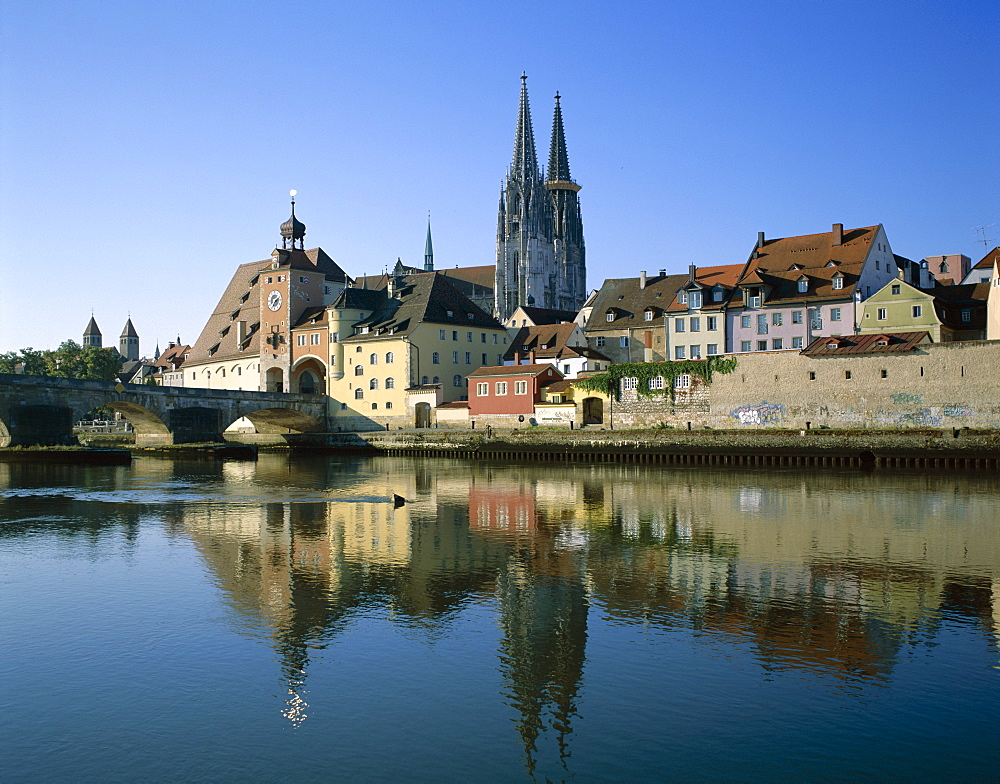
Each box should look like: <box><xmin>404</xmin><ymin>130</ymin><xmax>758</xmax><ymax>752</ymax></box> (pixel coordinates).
<box><xmin>586</xmin><ymin>340</ymin><xmax>1000</xmax><ymax>431</ymax></box>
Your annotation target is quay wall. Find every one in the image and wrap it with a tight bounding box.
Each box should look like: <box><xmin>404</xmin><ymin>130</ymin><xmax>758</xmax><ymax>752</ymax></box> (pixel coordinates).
<box><xmin>610</xmin><ymin>340</ymin><xmax>1000</xmax><ymax>431</ymax></box>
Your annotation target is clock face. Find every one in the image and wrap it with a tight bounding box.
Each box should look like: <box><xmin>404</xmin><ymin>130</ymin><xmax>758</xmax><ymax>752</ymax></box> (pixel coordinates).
<box><xmin>267</xmin><ymin>291</ymin><xmax>282</xmax><ymax>311</ymax></box>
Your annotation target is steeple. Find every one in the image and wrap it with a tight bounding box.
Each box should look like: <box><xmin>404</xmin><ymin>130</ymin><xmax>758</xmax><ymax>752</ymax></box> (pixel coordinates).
<box><xmin>511</xmin><ymin>72</ymin><xmax>539</xmax><ymax>180</ymax></box>
<box><xmin>119</xmin><ymin>317</ymin><xmax>139</xmax><ymax>361</ymax></box>
<box><xmin>424</xmin><ymin>217</ymin><xmax>434</xmax><ymax>271</ymax></box>
<box><xmin>83</xmin><ymin>315</ymin><xmax>102</xmax><ymax>348</ymax></box>
<box><xmin>280</xmin><ymin>190</ymin><xmax>306</xmax><ymax>250</ymax></box>
<box><xmin>546</xmin><ymin>92</ymin><xmax>573</xmax><ymax>184</ymax></box>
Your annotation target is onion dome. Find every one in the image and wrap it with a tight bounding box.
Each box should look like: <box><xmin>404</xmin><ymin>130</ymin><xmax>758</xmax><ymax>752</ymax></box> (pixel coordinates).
<box><xmin>280</xmin><ymin>194</ymin><xmax>306</xmax><ymax>249</ymax></box>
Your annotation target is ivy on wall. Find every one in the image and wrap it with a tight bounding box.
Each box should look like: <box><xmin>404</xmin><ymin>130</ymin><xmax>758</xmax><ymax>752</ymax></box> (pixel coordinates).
<box><xmin>573</xmin><ymin>356</ymin><xmax>738</xmax><ymax>401</ymax></box>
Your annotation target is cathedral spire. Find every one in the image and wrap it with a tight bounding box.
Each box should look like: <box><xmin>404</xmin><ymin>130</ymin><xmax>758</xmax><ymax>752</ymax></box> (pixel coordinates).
<box><xmin>511</xmin><ymin>72</ymin><xmax>539</xmax><ymax>180</ymax></box>
<box><xmin>547</xmin><ymin>92</ymin><xmax>573</xmax><ymax>183</ymax></box>
<box><xmin>424</xmin><ymin>216</ymin><xmax>434</xmax><ymax>271</ymax></box>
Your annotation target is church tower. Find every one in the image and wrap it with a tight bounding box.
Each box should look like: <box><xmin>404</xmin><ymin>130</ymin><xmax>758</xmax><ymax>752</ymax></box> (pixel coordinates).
<box><xmin>120</xmin><ymin>318</ymin><xmax>139</xmax><ymax>361</ymax></box>
<box><xmin>83</xmin><ymin>316</ymin><xmax>102</xmax><ymax>348</ymax></box>
<box><xmin>495</xmin><ymin>74</ymin><xmax>585</xmax><ymax>320</ymax></box>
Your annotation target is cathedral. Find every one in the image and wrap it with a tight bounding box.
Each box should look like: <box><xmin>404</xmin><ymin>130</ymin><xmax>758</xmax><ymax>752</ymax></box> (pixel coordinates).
<box><xmin>495</xmin><ymin>74</ymin><xmax>586</xmax><ymax>320</ymax></box>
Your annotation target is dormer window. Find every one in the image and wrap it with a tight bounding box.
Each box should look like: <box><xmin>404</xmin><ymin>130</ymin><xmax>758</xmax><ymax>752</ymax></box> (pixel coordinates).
<box><xmin>797</xmin><ymin>277</ymin><xmax>809</xmax><ymax>293</ymax></box>
<box><xmin>644</xmin><ymin>309</ymin><xmax>654</xmax><ymax>321</ymax></box>
<box><xmin>678</xmin><ymin>292</ymin><xmax>688</xmax><ymax>304</ymax></box>
<box><xmin>749</xmin><ymin>294</ymin><xmax>762</xmax><ymax>308</ymax></box>
<box><xmin>606</xmin><ymin>312</ymin><xmax>615</xmax><ymax>322</ymax></box>
<box><xmin>689</xmin><ymin>291</ymin><xmax>702</xmax><ymax>309</ymax></box>
<box><xmin>826</xmin><ymin>341</ymin><xmax>838</xmax><ymax>349</ymax></box>
<box><xmin>876</xmin><ymin>338</ymin><xmax>889</xmax><ymax>346</ymax></box>
<box><xmin>832</xmin><ymin>274</ymin><xmax>844</xmax><ymax>290</ymax></box>
<box><xmin>713</xmin><ymin>286</ymin><xmax>724</xmax><ymax>302</ymax></box>
<box><xmin>446</xmin><ymin>310</ymin><xmax>454</xmax><ymax>318</ymax></box>
<box><xmin>825</xmin><ymin>261</ymin><xmax>838</xmax><ymax>267</ymax></box>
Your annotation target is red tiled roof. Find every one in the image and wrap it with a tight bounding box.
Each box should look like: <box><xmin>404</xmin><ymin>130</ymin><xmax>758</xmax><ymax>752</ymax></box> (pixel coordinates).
<box><xmin>801</xmin><ymin>331</ymin><xmax>930</xmax><ymax>356</ymax></box>
<box><xmin>468</xmin><ymin>363</ymin><xmax>561</xmax><ymax>378</ymax></box>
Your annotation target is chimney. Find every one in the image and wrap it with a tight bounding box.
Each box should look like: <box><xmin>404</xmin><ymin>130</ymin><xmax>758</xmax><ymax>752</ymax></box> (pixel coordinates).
<box><xmin>529</xmin><ymin>349</ymin><xmax>536</xmax><ymax>364</ymax></box>
<box><xmin>659</xmin><ymin>269</ymin><xmax>666</xmax><ymax>276</ymax></box>
<box><xmin>757</xmin><ymin>231</ymin><xmax>765</xmax><ymax>248</ymax></box>
<box><xmin>513</xmin><ymin>351</ymin><xmax>520</xmax><ymax>364</ymax></box>
<box><xmin>639</xmin><ymin>270</ymin><xmax>647</xmax><ymax>289</ymax></box>
<box><xmin>236</xmin><ymin>321</ymin><xmax>247</xmax><ymax>344</ymax></box>
<box><xmin>832</xmin><ymin>223</ymin><xmax>843</xmax><ymax>246</ymax></box>
<box><xmin>387</xmin><ymin>276</ymin><xmax>396</xmax><ymax>298</ymax></box>
<box><xmin>688</xmin><ymin>264</ymin><xmax>696</xmax><ymax>283</ymax></box>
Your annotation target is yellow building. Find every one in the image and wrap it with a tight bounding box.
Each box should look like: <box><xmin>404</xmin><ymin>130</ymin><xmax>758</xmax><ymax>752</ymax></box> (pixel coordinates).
<box><xmin>859</xmin><ymin>279</ymin><xmax>987</xmax><ymax>341</ymax></box>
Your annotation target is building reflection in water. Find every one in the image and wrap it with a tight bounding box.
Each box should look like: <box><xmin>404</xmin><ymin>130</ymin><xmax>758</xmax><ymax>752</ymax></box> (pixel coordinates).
<box><xmin>112</xmin><ymin>455</ymin><xmax>1000</xmax><ymax>773</ymax></box>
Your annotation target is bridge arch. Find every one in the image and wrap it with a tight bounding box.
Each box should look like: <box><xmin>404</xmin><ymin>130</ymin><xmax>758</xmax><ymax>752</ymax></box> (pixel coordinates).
<box><xmin>291</xmin><ymin>357</ymin><xmax>327</xmax><ymax>395</ymax></box>
<box><xmin>232</xmin><ymin>406</ymin><xmax>324</xmax><ymax>435</ymax></box>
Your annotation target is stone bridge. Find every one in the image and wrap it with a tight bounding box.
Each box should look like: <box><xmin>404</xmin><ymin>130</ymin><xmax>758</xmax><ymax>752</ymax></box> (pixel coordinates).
<box><xmin>0</xmin><ymin>374</ymin><xmax>329</xmax><ymax>447</ymax></box>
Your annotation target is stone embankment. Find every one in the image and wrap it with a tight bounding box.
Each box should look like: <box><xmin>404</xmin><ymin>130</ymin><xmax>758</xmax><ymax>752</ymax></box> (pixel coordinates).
<box><xmin>323</xmin><ymin>427</ymin><xmax>1000</xmax><ymax>470</ymax></box>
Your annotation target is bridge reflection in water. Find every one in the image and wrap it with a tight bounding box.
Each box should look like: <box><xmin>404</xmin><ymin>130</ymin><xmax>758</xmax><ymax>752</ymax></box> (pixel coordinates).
<box><xmin>2</xmin><ymin>454</ymin><xmax>998</xmax><ymax>780</ymax></box>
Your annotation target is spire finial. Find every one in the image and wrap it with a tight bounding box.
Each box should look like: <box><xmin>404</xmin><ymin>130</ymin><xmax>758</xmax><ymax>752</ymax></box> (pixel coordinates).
<box><xmin>280</xmin><ymin>189</ymin><xmax>306</xmax><ymax>250</ymax></box>
<box><xmin>424</xmin><ymin>215</ymin><xmax>434</xmax><ymax>271</ymax></box>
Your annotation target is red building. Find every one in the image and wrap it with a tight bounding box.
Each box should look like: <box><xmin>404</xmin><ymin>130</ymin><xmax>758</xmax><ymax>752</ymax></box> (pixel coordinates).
<box><xmin>467</xmin><ymin>363</ymin><xmax>564</xmax><ymax>417</ymax></box>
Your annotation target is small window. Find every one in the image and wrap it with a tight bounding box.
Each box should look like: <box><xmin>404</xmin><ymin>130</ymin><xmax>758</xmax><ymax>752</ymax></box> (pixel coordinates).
<box><xmin>962</xmin><ymin>310</ymin><xmax>971</xmax><ymax>322</ymax></box>
<box><xmin>620</xmin><ymin>337</ymin><xmax>629</xmax><ymax>348</ymax></box>
<box><xmin>830</xmin><ymin>308</ymin><xmax>842</xmax><ymax>322</ymax></box>
<box><xmin>678</xmin><ymin>292</ymin><xmax>688</xmax><ymax>304</ymax></box>
<box><xmin>690</xmin><ymin>345</ymin><xmax>702</xmax><ymax>359</ymax></box>
<box><xmin>452</xmin><ymin>331</ymin><xmax>459</xmax><ymax>341</ymax></box>
<box><xmin>913</xmin><ymin>305</ymin><xmax>922</xmax><ymax>317</ymax></box>
<box><xmin>454</xmin><ymin>375</ymin><xmax>463</xmax><ymax>387</ymax></box>
<box><xmin>477</xmin><ymin>382</ymin><xmax>489</xmax><ymax>396</ymax></box>
<box><xmin>707</xmin><ymin>316</ymin><xmax>717</xmax><ymax>331</ymax></box>
<box><xmin>798</xmin><ymin>278</ymin><xmax>809</xmax><ymax>293</ymax></box>
<box><xmin>386</xmin><ymin>402</ymin><xmax>392</xmax><ymax>409</ymax></box>
<box><xmin>689</xmin><ymin>291</ymin><xmax>702</xmax><ymax>309</ymax></box>
<box><xmin>386</xmin><ymin>377</ymin><xmax>395</xmax><ymax>389</ymax></box>
<box><xmin>440</xmin><ymin>329</ymin><xmax>446</xmax><ymax>340</ymax></box>
<box><xmin>891</xmin><ymin>285</ymin><xmax>901</xmax><ymax>295</ymax></box>
<box><xmin>606</xmin><ymin>312</ymin><xmax>615</xmax><ymax>322</ymax></box>
<box><xmin>432</xmin><ymin>376</ymin><xmax>440</xmax><ymax>384</ymax></box>
<box><xmin>808</xmin><ymin>371</ymin><xmax>816</xmax><ymax>380</ymax></box>
<box><xmin>707</xmin><ymin>344</ymin><xmax>718</xmax><ymax>355</ymax></box>
<box><xmin>757</xmin><ymin>340</ymin><xmax>767</xmax><ymax>351</ymax></box>
<box><xmin>832</xmin><ymin>276</ymin><xmax>843</xmax><ymax>290</ymax></box>
<box><xmin>452</xmin><ymin>351</ymin><xmax>459</xmax><ymax>363</ymax></box>
<box><xmin>421</xmin><ymin>375</ymin><xmax>429</xmax><ymax>384</ymax></box>
<box><xmin>648</xmin><ymin>376</ymin><xmax>665</xmax><ymax>390</ymax></box>
<box><xmin>880</xmin><ymin>369</ymin><xmax>888</xmax><ymax>378</ymax></box>
<box><xmin>354</xmin><ymin>365</ymin><xmax>363</xmax><ymax>376</ymax></box>
<box><xmin>386</xmin><ymin>352</ymin><xmax>394</xmax><ymax>363</ymax></box>
<box><xmin>772</xmin><ymin>338</ymin><xmax>783</xmax><ymax>350</ymax></box>
<box><xmin>354</xmin><ymin>388</ymin><xmax>363</xmax><ymax>399</ymax></box>
<box><xmin>674</xmin><ymin>374</ymin><xmax>691</xmax><ymax>389</ymax></box>
<box><xmin>741</xmin><ymin>315</ymin><xmax>751</xmax><ymax>328</ymax></box>
<box><xmin>740</xmin><ymin>341</ymin><xmax>751</xmax><ymax>352</ymax></box>
<box><xmin>596</xmin><ymin>337</ymin><xmax>605</xmax><ymax>347</ymax></box>
<box><xmin>750</xmin><ymin>295</ymin><xmax>762</xmax><ymax>308</ymax></box>
<box><xmin>370</xmin><ymin>378</ymin><xmax>378</xmax><ymax>390</ymax></box>
<box><xmin>676</xmin><ymin>319</ymin><xmax>686</xmax><ymax>333</ymax></box>
<box><xmin>877</xmin><ymin>308</ymin><xmax>887</xmax><ymax>320</ymax></box>
<box><xmin>772</xmin><ymin>313</ymin><xmax>782</xmax><ymax>326</ymax></box>
<box><xmin>792</xmin><ymin>310</ymin><xmax>803</xmax><ymax>324</ymax></box>
<box><xmin>467</xmin><ymin>332</ymin><xmax>473</xmax><ymax>342</ymax></box>
<box><xmin>675</xmin><ymin>346</ymin><xmax>686</xmax><ymax>359</ymax></box>
<box><xmin>644</xmin><ymin>310</ymin><xmax>654</xmax><ymax>321</ymax></box>
<box><xmin>515</xmin><ymin>380</ymin><xmax>527</xmax><ymax>394</ymax></box>
<box><xmin>792</xmin><ymin>337</ymin><xmax>803</xmax><ymax>349</ymax></box>
<box><xmin>495</xmin><ymin>381</ymin><xmax>508</xmax><ymax>395</ymax></box>
<box><xmin>481</xmin><ymin>333</ymin><xmax>487</xmax><ymax>343</ymax></box>
<box><xmin>370</xmin><ymin>353</ymin><xmax>378</xmax><ymax>364</ymax></box>
<box><xmin>296</xmin><ymin>334</ymin><xmax>306</xmax><ymax>346</ymax></box>
<box><xmin>845</xmin><ymin>370</ymin><xmax>852</xmax><ymax>380</ymax></box>
<box><xmin>621</xmin><ymin>377</ymin><xmax>638</xmax><ymax>391</ymax></box>
<box><xmin>465</xmin><ymin>352</ymin><xmax>471</xmax><ymax>364</ymax></box>
<box><xmin>690</xmin><ymin>318</ymin><xmax>700</xmax><ymax>332</ymax></box>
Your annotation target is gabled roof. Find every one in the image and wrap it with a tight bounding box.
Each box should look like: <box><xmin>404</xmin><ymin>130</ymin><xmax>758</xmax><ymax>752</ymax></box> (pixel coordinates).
<box><xmin>343</xmin><ymin>272</ymin><xmax>503</xmax><ymax>343</ymax></box>
<box><xmin>585</xmin><ymin>273</ymin><xmax>688</xmax><ymax>330</ymax></box>
<box><xmin>666</xmin><ymin>263</ymin><xmax>746</xmax><ymax>313</ymax></box>
<box><xmin>510</xmin><ymin>306</ymin><xmax>577</xmax><ymax>325</ymax></box>
<box><xmin>801</xmin><ymin>331</ymin><xmax>930</xmax><ymax>356</ymax></box>
<box><xmin>972</xmin><ymin>247</ymin><xmax>1000</xmax><ymax>270</ymax></box>
<box><xmin>751</xmin><ymin>225</ymin><xmax>879</xmax><ymax>272</ymax></box>
<box><xmin>739</xmin><ymin>261</ymin><xmax>866</xmax><ymax>306</ymax></box>
<box><xmin>933</xmin><ymin>282</ymin><xmax>989</xmax><ymax>329</ymax></box>
<box><xmin>468</xmin><ymin>363</ymin><xmax>562</xmax><ymax>378</ymax></box>
<box><xmin>152</xmin><ymin>343</ymin><xmax>190</xmax><ymax>371</ymax></box>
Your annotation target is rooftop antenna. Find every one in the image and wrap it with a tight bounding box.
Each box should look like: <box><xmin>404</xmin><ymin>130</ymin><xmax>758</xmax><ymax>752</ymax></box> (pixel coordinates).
<box><xmin>972</xmin><ymin>223</ymin><xmax>997</xmax><ymax>249</ymax></box>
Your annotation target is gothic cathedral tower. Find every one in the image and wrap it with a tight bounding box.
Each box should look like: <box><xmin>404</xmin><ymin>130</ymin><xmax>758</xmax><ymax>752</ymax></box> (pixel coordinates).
<box><xmin>495</xmin><ymin>74</ymin><xmax>585</xmax><ymax>320</ymax></box>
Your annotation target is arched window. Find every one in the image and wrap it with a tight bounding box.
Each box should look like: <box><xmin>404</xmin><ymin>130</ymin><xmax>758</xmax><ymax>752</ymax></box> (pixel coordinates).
<box><xmin>354</xmin><ymin>365</ymin><xmax>363</xmax><ymax>376</ymax></box>
<box><xmin>385</xmin><ymin>352</ymin><xmax>394</xmax><ymax>363</ymax></box>
<box><xmin>354</xmin><ymin>388</ymin><xmax>364</xmax><ymax>399</ymax></box>
<box><xmin>432</xmin><ymin>352</ymin><xmax>440</xmax><ymax>364</ymax></box>
<box><xmin>421</xmin><ymin>375</ymin><xmax>429</xmax><ymax>384</ymax></box>
<box><xmin>432</xmin><ymin>376</ymin><xmax>440</xmax><ymax>384</ymax></box>
<box><xmin>386</xmin><ymin>401</ymin><xmax>393</xmax><ymax>409</ymax></box>
<box><xmin>371</xmin><ymin>403</ymin><xmax>378</xmax><ymax>410</ymax></box>
<box><xmin>385</xmin><ymin>377</ymin><xmax>395</xmax><ymax>389</ymax></box>
<box><xmin>453</xmin><ymin>375</ymin><xmax>462</xmax><ymax>387</ymax></box>
<box><xmin>370</xmin><ymin>353</ymin><xmax>378</xmax><ymax>365</ymax></box>
<box><xmin>370</xmin><ymin>378</ymin><xmax>378</xmax><ymax>390</ymax></box>
<box><xmin>219</xmin><ymin>368</ymin><xmax>226</xmax><ymax>377</ymax></box>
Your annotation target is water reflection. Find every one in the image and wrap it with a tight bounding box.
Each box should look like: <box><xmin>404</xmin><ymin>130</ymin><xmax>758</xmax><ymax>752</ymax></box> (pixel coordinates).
<box><xmin>2</xmin><ymin>455</ymin><xmax>999</xmax><ymax>778</ymax></box>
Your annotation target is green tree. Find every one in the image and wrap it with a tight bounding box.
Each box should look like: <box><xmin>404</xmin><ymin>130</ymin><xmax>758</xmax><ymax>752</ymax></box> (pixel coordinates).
<box><xmin>0</xmin><ymin>342</ymin><xmax>122</xmax><ymax>381</ymax></box>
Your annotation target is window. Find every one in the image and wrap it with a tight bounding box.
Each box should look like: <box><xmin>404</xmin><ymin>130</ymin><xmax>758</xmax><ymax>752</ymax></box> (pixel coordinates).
<box><xmin>370</xmin><ymin>378</ymin><xmax>378</xmax><ymax>390</ymax></box>
<box><xmin>690</xmin><ymin>318</ymin><xmax>700</xmax><ymax>332</ymax></box>
<box><xmin>495</xmin><ymin>382</ymin><xmax>508</xmax><ymax>395</ymax></box>
<box><xmin>707</xmin><ymin>344</ymin><xmax>718</xmax><ymax>355</ymax></box>
<box><xmin>331</xmin><ymin>332</ymin><xmax>339</xmax><ymax>343</ymax></box>
<box><xmin>690</xmin><ymin>345</ymin><xmax>701</xmax><ymax>358</ymax></box>
<box><xmin>386</xmin><ymin>352</ymin><xmax>393</xmax><ymax>363</ymax></box>
<box><xmin>832</xmin><ymin>275</ymin><xmax>843</xmax><ymax>290</ymax></box>
<box><xmin>370</xmin><ymin>353</ymin><xmax>378</xmax><ymax>364</ymax></box>
<box><xmin>772</xmin><ymin>338</ymin><xmax>783</xmax><ymax>350</ymax></box>
<box><xmin>440</xmin><ymin>329</ymin><xmax>446</xmax><ymax>340</ymax></box>
<box><xmin>563</xmin><ymin>364</ymin><xmax>570</xmax><ymax>374</ymax></box>
<box><xmin>481</xmin><ymin>353</ymin><xmax>487</xmax><ymax>365</ymax></box>
<box><xmin>757</xmin><ymin>340</ymin><xmax>767</xmax><ymax>351</ymax></box>
<box><xmin>644</xmin><ymin>310</ymin><xmax>654</xmax><ymax>321</ymax></box>
<box><xmin>596</xmin><ymin>337</ymin><xmax>605</xmax><ymax>347</ymax></box>
<box><xmin>310</xmin><ymin>333</ymin><xmax>321</xmax><ymax>345</ymax></box>
<box><xmin>798</xmin><ymin>278</ymin><xmax>809</xmax><ymax>293</ymax></box>
<box><xmin>808</xmin><ymin>371</ymin><xmax>816</xmax><ymax>380</ymax></box>
<box><xmin>371</xmin><ymin>403</ymin><xmax>378</xmax><ymax>410</ymax></box>
<box><xmin>792</xmin><ymin>310</ymin><xmax>803</xmax><ymax>324</ymax></box>
<box><xmin>772</xmin><ymin>313</ymin><xmax>782</xmax><ymax>326</ymax></box>
<box><xmin>515</xmin><ymin>380</ymin><xmax>527</xmax><ymax>394</ymax></box>
<box><xmin>678</xmin><ymin>292</ymin><xmax>688</xmax><ymax>304</ymax></box>
<box><xmin>830</xmin><ymin>308</ymin><xmax>841</xmax><ymax>321</ymax></box>
<box><xmin>877</xmin><ymin>308</ymin><xmax>887</xmax><ymax>320</ymax></box>
<box><xmin>707</xmin><ymin>316</ymin><xmax>717</xmax><ymax>331</ymax></box>
<box><xmin>454</xmin><ymin>375</ymin><xmax>463</xmax><ymax>387</ymax></box>
<box><xmin>354</xmin><ymin>365</ymin><xmax>363</xmax><ymax>376</ymax></box>
<box><xmin>467</xmin><ymin>332</ymin><xmax>473</xmax><ymax>342</ymax></box>
<box><xmin>497</xmin><ymin>355</ymin><xmax>504</xmax><ymax>365</ymax></box>
<box><xmin>620</xmin><ymin>336</ymin><xmax>629</xmax><ymax>348</ymax></box>
<box><xmin>741</xmin><ymin>315</ymin><xmax>751</xmax><ymax>328</ymax></box>
<box><xmin>741</xmin><ymin>340</ymin><xmax>751</xmax><ymax>352</ymax></box>
<box><xmin>792</xmin><ymin>336</ymin><xmax>803</xmax><ymax>349</ymax></box>
<box><xmin>689</xmin><ymin>291</ymin><xmax>702</xmax><ymax>309</ymax></box>
<box><xmin>465</xmin><ymin>352</ymin><xmax>471</xmax><ymax>364</ymax></box>
<box><xmin>493</xmin><ymin>334</ymin><xmax>498</xmax><ymax>344</ymax></box>
<box><xmin>845</xmin><ymin>370</ymin><xmax>852</xmax><ymax>380</ymax></box>
<box><xmin>452</xmin><ymin>331</ymin><xmax>458</xmax><ymax>341</ymax></box>
<box><xmin>891</xmin><ymin>285</ymin><xmax>900</xmax><ymax>295</ymax></box>
<box><xmin>421</xmin><ymin>375</ymin><xmax>429</xmax><ymax>384</ymax></box>
<box><xmin>606</xmin><ymin>312</ymin><xmax>615</xmax><ymax>322</ymax></box>
<box><xmin>668</xmin><ymin>373</ymin><xmax>691</xmax><ymax>391</ymax></box>
<box><xmin>675</xmin><ymin>346</ymin><xmax>686</xmax><ymax>359</ymax></box>
<box><xmin>962</xmin><ymin>310</ymin><xmax>971</xmax><ymax>322</ymax></box>
<box><xmin>481</xmin><ymin>333</ymin><xmax>487</xmax><ymax>343</ymax></box>
<box><xmin>432</xmin><ymin>352</ymin><xmax>440</xmax><ymax>364</ymax></box>
<box><xmin>713</xmin><ymin>287</ymin><xmax>724</xmax><ymax>302</ymax></box>
<box><xmin>913</xmin><ymin>305</ymin><xmax>922</xmax><ymax>317</ymax></box>
<box><xmin>880</xmin><ymin>369</ymin><xmax>888</xmax><ymax>379</ymax></box>
<box><xmin>477</xmin><ymin>382</ymin><xmax>489</xmax><ymax>396</ymax></box>
<box><xmin>750</xmin><ymin>295</ymin><xmax>762</xmax><ymax>308</ymax></box>
<box><xmin>757</xmin><ymin>314</ymin><xmax>768</xmax><ymax>335</ymax></box>
<box><xmin>432</xmin><ymin>376</ymin><xmax>440</xmax><ymax>384</ymax></box>
<box><xmin>386</xmin><ymin>377</ymin><xmax>395</xmax><ymax>389</ymax></box>
<box><xmin>676</xmin><ymin>319</ymin><xmax>685</xmax><ymax>333</ymax></box>
<box><xmin>296</xmin><ymin>334</ymin><xmax>306</xmax><ymax>346</ymax></box>
<box><xmin>446</xmin><ymin>310</ymin><xmax>454</xmax><ymax>318</ymax></box>
<box><xmin>354</xmin><ymin>388</ymin><xmax>363</xmax><ymax>399</ymax></box>
<box><xmin>621</xmin><ymin>377</ymin><xmax>638</xmax><ymax>391</ymax></box>
<box><xmin>648</xmin><ymin>376</ymin><xmax>664</xmax><ymax>390</ymax></box>
<box><xmin>452</xmin><ymin>351</ymin><xmax>459</xmax><ymax>363</ymax></box>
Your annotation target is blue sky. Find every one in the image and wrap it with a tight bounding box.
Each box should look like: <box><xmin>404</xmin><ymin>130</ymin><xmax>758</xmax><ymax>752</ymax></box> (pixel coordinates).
<box><xmin>1</xmin><ymin>0</ymin><xmax>997</xmax><ymax>353</ymax></box>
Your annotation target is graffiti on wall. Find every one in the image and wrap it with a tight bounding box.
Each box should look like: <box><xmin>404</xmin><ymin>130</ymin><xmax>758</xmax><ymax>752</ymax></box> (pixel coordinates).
<box><xmin>730</xmin><ymin>401</ymin><xmax>785</xmax><ymax>426</ymax></box>
<box><xmin>890</xmin><ymin>393</ymin><xmax>923</xmax><ymax>405</ymax></box>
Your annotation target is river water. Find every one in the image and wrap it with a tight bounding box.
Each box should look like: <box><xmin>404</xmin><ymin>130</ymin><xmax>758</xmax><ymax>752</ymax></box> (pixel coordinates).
<box><xmin>1</xmin><ymin>454</ymin><xmax>998</xmax><ymax>782</ymax></box>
